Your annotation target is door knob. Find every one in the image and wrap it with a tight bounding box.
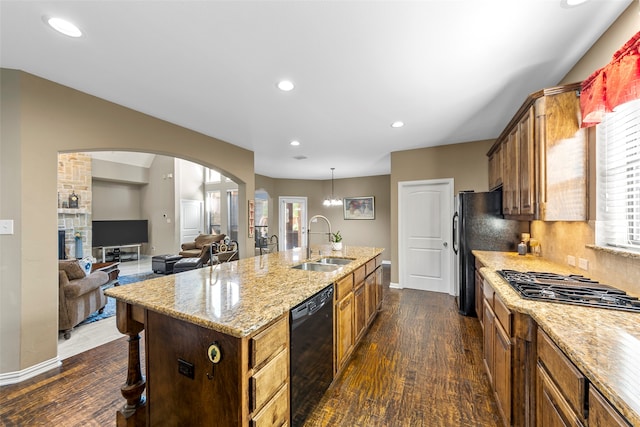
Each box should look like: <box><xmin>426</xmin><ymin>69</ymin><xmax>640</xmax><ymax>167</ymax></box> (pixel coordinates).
<box><xmin>443</xmin><ymin>242</ymin><xmax>448</xmax><ymax>248</ymax></box>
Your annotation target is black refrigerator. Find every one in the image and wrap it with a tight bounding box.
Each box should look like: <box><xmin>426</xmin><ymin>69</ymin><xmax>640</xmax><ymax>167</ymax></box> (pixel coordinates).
<box><xmin>453</xmin><ymin>191</ymin><xmax>529</xmax><ymax>316</ymax></box>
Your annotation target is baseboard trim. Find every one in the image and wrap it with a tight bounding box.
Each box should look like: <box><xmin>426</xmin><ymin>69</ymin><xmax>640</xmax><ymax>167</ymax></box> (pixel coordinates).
<box><xmin>0</xmin><ymin>357</ymin><xmax>61</xmax><ymax>386</ymax></box>
<box><xmin>389</xmin><ymin>282</ymin><xmax>402</xmax><ymax>289</ymax></box>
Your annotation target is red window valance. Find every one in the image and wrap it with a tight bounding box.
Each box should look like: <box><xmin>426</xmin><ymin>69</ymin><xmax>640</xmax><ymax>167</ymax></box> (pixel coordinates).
<box><xmin>580</xmin><ymin>31</ymin><xmax>640</xmax><ymax>127</ymax></box>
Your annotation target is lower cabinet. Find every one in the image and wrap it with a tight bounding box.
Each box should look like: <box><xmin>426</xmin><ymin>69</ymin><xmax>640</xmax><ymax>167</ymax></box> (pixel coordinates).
<box><xmin>335</xmin><ymin>273</ymin><xmax>355</xmax><ymax>372</ymax></box>
<box><xmin>354</xmin><ymin>283</ymin><xmax>366</xmax><ymax>341</ymax></box>
<box><xmin>483</xmin><ymin>282</ymin><xmax>513</xmax><ymax>426</ymax></box>
<box><xmin>334</xmin><ymin>258</ymin><xmax>383</xmax><ymax>375</ymax></box>
<box><xmin>482</xmin><ymin>279</ymin><xmax>536</xmax><ymax>427</ymax></box>
<box><xmin>475</xmin><ymin>259</ymin><xmax>485</xmax><ymax>328</ymax></box>
<box><xmin>537</xmin><ymin>328</ymin><xmax>632</xmax><ymax>427</ymax></box>
<box><xmin>145</xmin><ymin>310</ymin><xmax>289</xmax><ymax>426</ymax></box>
<box><xmin>481</xmin><ymin>277</ymin><xmax>634</xmax><ymax>427</ymax></box>
<box><xmin>588</xmin><ymin>386</ymin><xmax>632</xmax><ymax>427</ymax></box>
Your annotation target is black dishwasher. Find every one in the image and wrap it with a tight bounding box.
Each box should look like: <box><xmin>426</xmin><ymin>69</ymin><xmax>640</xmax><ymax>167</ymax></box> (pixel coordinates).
<box><xmin>290</xmin><ymin>284</ymin><xmax>334</xmax><ymax>426</ymax></box>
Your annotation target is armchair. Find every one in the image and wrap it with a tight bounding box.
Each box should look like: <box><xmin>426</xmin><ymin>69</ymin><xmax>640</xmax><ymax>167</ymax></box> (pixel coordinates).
<box><xmin>58</xmin><ymin>260</ymin><xmax>109</xmax><ymax>339</ymax></box>
<box><xmin>179</xmin><ymin>233</ymin><xmax>226</xmax><ymax>265</ymax></box>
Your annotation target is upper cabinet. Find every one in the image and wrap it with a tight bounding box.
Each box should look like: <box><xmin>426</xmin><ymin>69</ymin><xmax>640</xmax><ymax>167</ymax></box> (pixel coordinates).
<box><xmin>487</xmin><ymin>83</ymin><xmax>588</xmax><ymax>221</ymax></box>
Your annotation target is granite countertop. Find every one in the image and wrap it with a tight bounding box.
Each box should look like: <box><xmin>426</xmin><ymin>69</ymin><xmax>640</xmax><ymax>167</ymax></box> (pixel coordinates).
<box><xmin>105</xmin><ymin>246</ymin><xmax>383</xmax><ymax>339</ymax></box>
<box><xmin>473</xmin><ymin>250</ymin><xmax>640</xmax><ymax>426</ymax></box>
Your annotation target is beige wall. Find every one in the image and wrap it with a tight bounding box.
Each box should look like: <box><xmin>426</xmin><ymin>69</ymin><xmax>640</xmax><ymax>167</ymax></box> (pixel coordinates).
<box><xmin>389</xmin><ymin>140</ymin><xmax>495</xmax><ymax>282</ymax></box>
<box><xmin>0</xmin><ymin>70</ymin><xmax>254</xmax><ymax>375</ymax></box>
<box><xmin>530</xmin><ymin>3</ymin><xmax>640</xmax><ymax>296</ymax></box>
<box><xmin>255</xmin><ymin>174</ymin><xmax>392</xmax><ymax>260</ymax></box>
<box><xmin>142</xmin><ymin>155</ymin><xmax>179</xmax><ymax>256</ymax></box>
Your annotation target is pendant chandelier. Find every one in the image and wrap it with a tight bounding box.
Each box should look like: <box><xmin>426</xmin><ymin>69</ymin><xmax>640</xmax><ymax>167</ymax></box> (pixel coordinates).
<box><xmin>323</xmin><ymin>168</ymin><xmax>343</xmax><ymax>207</ymax></box>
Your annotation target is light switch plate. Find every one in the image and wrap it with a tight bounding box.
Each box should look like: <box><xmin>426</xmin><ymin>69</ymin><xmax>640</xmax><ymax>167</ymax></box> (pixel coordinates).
<box><xmin>567</xmin><ymin>255</ymin><xmax>576</xmax><ymax>266</ymax></box>
<box><xmin>0</xmin><ymin>219</ymin><xmax>14</xmax><ymax>235</ymax></box>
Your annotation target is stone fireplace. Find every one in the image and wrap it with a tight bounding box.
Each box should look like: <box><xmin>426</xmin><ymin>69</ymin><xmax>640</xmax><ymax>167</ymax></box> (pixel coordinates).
<box><xmin>57</xmin><ymin>153</ymin><xmax>92</xmax><ymax>259</ymax></box>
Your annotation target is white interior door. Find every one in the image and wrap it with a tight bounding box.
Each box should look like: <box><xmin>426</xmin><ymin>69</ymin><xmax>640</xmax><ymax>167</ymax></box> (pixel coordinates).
<box><xmin>278</xmin><ymin>197</ymin><xmax>307</xmax><ymax>251</ymax></box>
<box><xmin>399</xmin><ymin>179</ymin><xmax>453</xmax><ymax>294</ymax></box>
<box><xmin>180</xmin><ymin>199</ymin><xmax>204</xmax><ymax>244</ymax></box>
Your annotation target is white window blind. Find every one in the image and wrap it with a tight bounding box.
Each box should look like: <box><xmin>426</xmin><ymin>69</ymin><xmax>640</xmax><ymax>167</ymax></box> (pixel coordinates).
<box><xmin>596</xmin><ymin>99</ymin><xmax>640</xmax><ymax>250</ymax></box>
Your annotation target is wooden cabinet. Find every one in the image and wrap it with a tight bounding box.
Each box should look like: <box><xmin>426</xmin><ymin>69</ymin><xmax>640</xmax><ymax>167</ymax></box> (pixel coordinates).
<box><xmin>488</xmin><ymin>142</ymin><xmax>503</xmax><ymax>191</ymax></box>
<box><xmin>482</xmin><ymin>279</ymin><xmax>537</xmax><ymax>427</ymax></box>
<box><xmin>536</xmin><ymin>328</ymin><xmax>587</xmax><ymax>426</ymax></box>
<box><xmin>487</xmin><ymin>83</ymin><xmax>587</xmax><ymax>221</ymax></box>
<box><xmin>537</xmin><ymin>328</ymin><xmax>633</xmax><ymax>427</ymax></box>
<box><xmin>335</xmin><ymin>273</ymin><xmax>354</xmax><ymax>372</ymax></box>
<box><xmin>475</xmin><ymin>259</ymin><xmax>485</xmax><ymax>328</ymax></box>
<box><xmin>588</xmin><ymin>387</ymin><xmax>631</xmax><ymax>427</ymax></box>
<box><xmin>354</xmin><ymin>282</ymin><xmax>366</xmax><ymax>341</ymax></box>
<box><xmin>375</xmin><ymin>255</ymin><xmax>383</xmax><ymax>310</ymax></box>
<box><xmin>501</xmin><ymin>106</ymin><xmax>535</xmax><ymax>217</ymax></box>
<box><xmin>483</xmin><ymin>281</ymin><xmax>512</xmax><ymax>425</ymax></box>
<box><xmin>334</xmin><ymin>258</ymin><xmax>382</xmax><ymax>375</ymax></box>
<box><xmin>145</xmin><ymin>310</ymin><xmax>289</xmax><ymax>427</ymax></box>
<box><xmin>365</xmin><ymin>272</ymin><xmax>376</xmax><ymax>324</ymax></box>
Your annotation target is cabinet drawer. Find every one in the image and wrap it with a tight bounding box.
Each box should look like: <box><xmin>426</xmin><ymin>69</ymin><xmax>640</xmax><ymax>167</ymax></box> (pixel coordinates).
<box><xmin>335</xmin><ymin>273</ymin><xmax>354</xmax><ymax>300</ymax></box>
<box><xmin>365</xmin><ymin>258</ymin><xmax>376</xmax><ymax>276</ymax></box>
<box><xmin>250</xmin><ymin>315</ymin><xmax>288</xmax><ymax>369</ymax></box>
<box><xmin>588</xmin><ymin>386</ymin><xmax>630</xmax><ymax>427</ymax></box>
<box><xmin>375</xmin><ymin>254</ymin><xmax>382</xmax><ymax>267</ymax></box>
<box><xmin>354</xmin><ymin>265</ymin><xmax>366</xmax><ymax>286</ymax></box>
<box><xmin>251</xmin><ymin>383</ymin><xmax>289</xmax><ymax>427</ymax></box>
<box><xmin>537</xmin><ymin>363</ymin><xmax>584</xmax><ymax>426</ymax></box>
<box><xmin>250</xmin><ymin>349</ymin><xmax>288</xmax><ymax>412</ymax></box>
<box><xmin>537</xmin><ymin>329</ymin><xmax>586</xmax><ymax>420</ymax></box>
<box><xmin>493</xmin><ymin>294</ymin><xmax>511</xmax><ymax>336</ymax></box>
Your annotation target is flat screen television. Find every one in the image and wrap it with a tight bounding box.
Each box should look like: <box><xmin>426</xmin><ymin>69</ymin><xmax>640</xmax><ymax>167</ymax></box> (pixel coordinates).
<box><xmin>92</xmin><ymin>220</ymin><xmax>149</xmax><ymax>247</ymax></box>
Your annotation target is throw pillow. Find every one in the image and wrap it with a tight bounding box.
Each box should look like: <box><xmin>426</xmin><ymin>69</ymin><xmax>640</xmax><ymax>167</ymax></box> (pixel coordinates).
<box><xmin>78</xmin><ymin>256</ymin><xmax>93</xmax><ymax>276</ymax></box>
<box><xmin>59</xmin><ymin>260</ymin><xmax>86</xmax><ymax>280</ymax></box>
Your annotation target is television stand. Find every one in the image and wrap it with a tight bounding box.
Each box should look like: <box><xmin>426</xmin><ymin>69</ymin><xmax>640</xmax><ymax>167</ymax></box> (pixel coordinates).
<box><xmin>100</xmin><ymin>244</ymin><xmax>141</xmax><ymax>263</ymax></box>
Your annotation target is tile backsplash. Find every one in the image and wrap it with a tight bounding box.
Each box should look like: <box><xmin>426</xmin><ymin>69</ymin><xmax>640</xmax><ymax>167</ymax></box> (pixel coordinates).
<box><xmin>530</xmin><ymin>220</ymin><xmax>640</xmax><ymax>297</ymax></box>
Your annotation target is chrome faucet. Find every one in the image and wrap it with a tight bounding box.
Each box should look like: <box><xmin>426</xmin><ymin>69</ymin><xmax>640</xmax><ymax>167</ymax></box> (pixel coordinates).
<box><xmin>307</xmin><ymin>215</ymin><xmax>332</xmax><ymax>259</ymax></box>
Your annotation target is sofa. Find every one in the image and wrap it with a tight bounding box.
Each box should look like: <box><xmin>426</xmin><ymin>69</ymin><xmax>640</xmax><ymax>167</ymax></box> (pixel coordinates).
<box><xmin>58</xmin><ymin>260</ymin><xmax>109</xmax><ymax>339</ymax></box>
<box><xmin>179</xmin><ymin>233</ymin><xmax>226</xmax><ymax>265</ymax></box>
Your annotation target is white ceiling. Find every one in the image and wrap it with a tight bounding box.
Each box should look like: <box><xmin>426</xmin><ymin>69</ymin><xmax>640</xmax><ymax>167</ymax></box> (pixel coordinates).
<box><xmin>0</xmin><ymin>1</ymin><xmax>632</xmax><ymax>179</ymax></box>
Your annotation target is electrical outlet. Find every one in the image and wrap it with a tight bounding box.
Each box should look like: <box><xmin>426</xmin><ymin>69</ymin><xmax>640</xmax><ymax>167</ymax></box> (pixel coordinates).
<box><xmin>178</xmin><ymin>358</ymin><xmax>194</xmax><ymax>379</ymax></box>
<box><xmin>578</xmin><ymin>258</ymin><xmax>589</xmax><ymax>271</ymax></box>
<box><xmin>567</xmin><ymin>255</ymin><xmax>576</xmax><ymax>266</ymax></box>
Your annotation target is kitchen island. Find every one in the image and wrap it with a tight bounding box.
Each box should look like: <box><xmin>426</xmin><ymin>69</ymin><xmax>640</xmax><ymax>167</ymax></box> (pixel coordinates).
<box><xmin>105</xmin><ymin>246</ymin><xmax>383</xmax><ymax>426</ymax></box>
<box><xmin>474</xmin><ymin>250</ymin><xmax>640</xmax><ymax>427</ymax></box>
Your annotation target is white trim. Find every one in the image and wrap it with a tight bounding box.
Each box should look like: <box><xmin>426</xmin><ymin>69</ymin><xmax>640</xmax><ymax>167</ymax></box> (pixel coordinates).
<box><xmin>389</xmin><ymin>282</ymin><xmax>402</xmax><ymax>289</ymax></box>
<box><xmin>398</xmin><ymin>178</ymin><xmax>455</xmax><ymax>294</ymax></box>
<box><xmin>0</xmin><ymin>357</ymin><xmax>61</xmax><ymax>386</ymax></box>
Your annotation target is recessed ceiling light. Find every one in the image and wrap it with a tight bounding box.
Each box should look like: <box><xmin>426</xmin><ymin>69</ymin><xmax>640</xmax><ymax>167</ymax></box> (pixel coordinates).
<box><xmin>561</xmin><ymin>0</ymin><xmax>589</xmax><ymax>7</ymax></box>
<box><xmin>45</xmin><ymin>17</ymin><xmax>82</xmax><ymax>37</ymax></box>
<box><xmin>391</xmin><ymin>121</ymin><xmax>404</xmax><ymax>128</ymax></box>
<box><xmin>277</xmin><ymin>80</ymin><xmax>295</xmax><ymax>91</ymax></box>
<box><xmin>290</xmin><ymin>140</ymin><xmax>300</xmax><ymax>146</ymax></box>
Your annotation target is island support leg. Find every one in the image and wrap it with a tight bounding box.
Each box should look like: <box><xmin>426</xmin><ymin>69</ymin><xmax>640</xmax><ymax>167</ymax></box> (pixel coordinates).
<box><xmin>115</xmin><ymin>300</ymin><xmax>147</xmax><ymax>426</ymax></box>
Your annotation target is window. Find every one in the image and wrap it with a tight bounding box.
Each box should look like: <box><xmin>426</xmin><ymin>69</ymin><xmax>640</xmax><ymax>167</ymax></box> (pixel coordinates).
<box><xmin>596</xmin><ymin>99</ymin><xmax>640</xmax><ymax>251</ymax></box>
<box><xmin>227</xmin><ymin>189</ymin><xmax>238</xmax><ymax>241</ymax></box>
<box><xmin>205</xmin><ymin>168</ymin><xmax>221</xmax><ymax>183</ymax></box>
<box><xmin>206</xmin><ymin>190</ymin><xmax>221</xmax><ymax>234</ymax></box>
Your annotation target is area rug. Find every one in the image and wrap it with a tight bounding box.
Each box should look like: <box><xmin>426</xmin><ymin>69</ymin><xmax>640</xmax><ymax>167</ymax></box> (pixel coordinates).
<box><xmin>79</xmin><ymin>272</ymin><xmax>163</xmax><ymax>325</ymax></box>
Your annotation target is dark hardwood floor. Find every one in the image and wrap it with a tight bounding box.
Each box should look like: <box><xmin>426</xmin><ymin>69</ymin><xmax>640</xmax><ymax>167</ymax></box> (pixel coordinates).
<box><xmin>0</xmin><ymin>265</ymin><xmax>500</xmax><ymax>426</ymax></box>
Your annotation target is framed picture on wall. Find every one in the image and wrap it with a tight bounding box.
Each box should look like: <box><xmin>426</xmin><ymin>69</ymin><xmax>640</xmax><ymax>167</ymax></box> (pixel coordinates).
<box><xmin>343</xmin><ymin>196</ymin><xmax>375</xmax><ymax>220</ymax></box>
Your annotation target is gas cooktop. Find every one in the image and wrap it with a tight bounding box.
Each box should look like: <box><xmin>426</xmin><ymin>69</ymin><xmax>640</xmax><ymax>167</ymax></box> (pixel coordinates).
<box><xmin>497</xmin><ymin>270</ymin><xmax>640</xmax><ymax>313</ymax></box>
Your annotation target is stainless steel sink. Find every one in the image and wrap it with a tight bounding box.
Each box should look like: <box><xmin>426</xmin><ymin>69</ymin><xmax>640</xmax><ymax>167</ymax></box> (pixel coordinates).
<box><xmin>291</xmin><ymin>262</ymin><xmax>340</xmax><ymax>272</ymax></box>
<box><xmin>318</xmin><ymin>257</ymin><xmax>355</xmax><ymax>265</ymax></box>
